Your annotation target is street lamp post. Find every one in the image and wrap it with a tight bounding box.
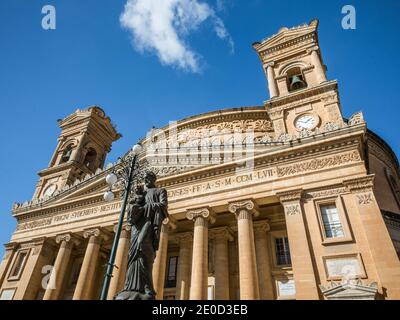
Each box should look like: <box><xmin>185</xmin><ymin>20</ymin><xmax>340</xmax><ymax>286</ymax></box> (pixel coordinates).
<box><xmin>99</xmin><ymin>143</ymin><xmax>143</xmax><ymax>300</ymax></box>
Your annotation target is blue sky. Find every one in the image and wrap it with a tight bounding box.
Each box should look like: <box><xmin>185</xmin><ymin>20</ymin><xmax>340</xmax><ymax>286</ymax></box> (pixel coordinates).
<box><xmin>0</xmin><ymin>0</ymin><xmax>399</xmax><ymax>257</ymax></box>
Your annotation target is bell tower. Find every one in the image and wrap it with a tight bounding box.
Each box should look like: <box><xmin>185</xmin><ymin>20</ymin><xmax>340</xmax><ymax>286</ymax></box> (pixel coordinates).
<box><xmin>33</xmin><ymin>106</ymin><xmax>121</xmax><ymax>199</ymax></box>
<box><xmin>253</xmin><ymin>19</ymin><xmax>344</xmax><ymax>137</ymax></box>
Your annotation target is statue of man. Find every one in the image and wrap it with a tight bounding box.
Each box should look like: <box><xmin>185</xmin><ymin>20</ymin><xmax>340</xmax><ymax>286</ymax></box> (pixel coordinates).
<box><xmin>114</xmin><ymin>171</ymin><xmax>168</xmax><ymax>300</ymax></box>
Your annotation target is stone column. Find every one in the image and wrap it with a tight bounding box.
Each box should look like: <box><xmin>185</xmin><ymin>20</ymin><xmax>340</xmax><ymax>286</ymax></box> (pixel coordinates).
<box><xmin>209</xmin><ymin>227</ymin><xmax>233</xmax><ymax>300</ymax></box>
<box><xmin>266</xmin><ymin>62</ymin><xmax>279</xmax><ymax>98</ymax></box>
<box><xmin>0</xmin><ymin>242</ymin><xmax>18</xmax><ymax>288</ymax></box>
<box><xmin>308</xmin><ymin>46</ymin><xmax>327</xmax><ymax>84</ymax></box>
<box><xmin>43</xmin><ymin>234</ymin><xmax>80</xmax><ymax>300</ymax></box>
<box><xmin>253</xmin><ymin>220</ymin><xmax>274</xmax><ymax>300</ymax></box>
<box><xmin>186</xmin><ymin>207</ymin><xmax>216</xmax><ymax>300</ymax></box>
<box><xmin>175</xmin><ymin>232</ymin><xmax>193</xmax><ymax>300</ymax></box>
<box><xmin>277</xmin><ymin>190</ymin><xmax>319</xmax><ymax>300</ymax></box>
<box><xmin>343</xmin><ymin>176</ymin><xmax>400</xmax><ymax>299</ymax></box>
<box><xmin>107</xmin><ymin>224</ymin><xmax>131</xmax><ymax>300</ymax></box>
<box><xmin>152</xmin><ymin>216</ymin><xmax>177</xmax><ymax>300</ymax></box>
<box><xmin>228</xmin><ymin>199</ymin><xmax>260</xmax><ymax>300</ymax></box>
<box><xmin>73</xmin><ymin>228</ymin><xmax>108</xmax><ymax>300</ymax></box>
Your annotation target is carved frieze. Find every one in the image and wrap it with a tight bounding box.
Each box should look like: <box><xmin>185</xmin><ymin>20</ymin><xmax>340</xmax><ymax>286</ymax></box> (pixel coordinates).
<box><xmin>277</xmin><ymin>151</ymin><xmax>361</xmax><ymax>177</ymax></box>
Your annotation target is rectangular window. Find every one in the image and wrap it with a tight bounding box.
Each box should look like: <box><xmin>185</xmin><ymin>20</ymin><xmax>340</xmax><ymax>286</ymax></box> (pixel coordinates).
<box><xmin>9</xmin><ymin>250</ymin><xmax>28</xmax><ymax>280</ymax></box>
<box><xmin>275</xmin><ymin>237</ymin><xmax>291</xmax><ymax>266</ymax></box>
<box><xmin>0</xmin><ymin>288</ymin><xmax>16</xmax><ymax>300</ymax></box>
<box><xmin>165</xmin><ymin>256</ymin><xmax>178</xmax><ymax>288</ymax></box>
<box><xmin>320</xmin><ymin>204</ymin><xmax>344</xmax><ymax>238</ymax></box>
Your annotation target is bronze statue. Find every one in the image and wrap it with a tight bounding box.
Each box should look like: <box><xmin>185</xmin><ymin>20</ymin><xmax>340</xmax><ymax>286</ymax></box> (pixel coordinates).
<box><xmin>114</xmin><ymin>171</ymin><xmax>168</xmax><ymax>300</ymax></box>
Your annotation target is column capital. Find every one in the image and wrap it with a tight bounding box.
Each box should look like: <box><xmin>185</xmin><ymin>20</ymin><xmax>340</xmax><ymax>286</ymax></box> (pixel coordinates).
<box><xmin>228</xmin><ymin>199</ymin><xmax>259</xmax><ymax>219</ymax></box>
<box><xmin>55</xmin><ymin>233</ymin><xmax>81</xmax><ymax>247</ymax></box>
<box><xmin>162</xmin><ymin>215</ymin><xmax>178</xmax><ymax>232</ymax></box>
<box><xmin>265</xmin><ymin>61</ymin><xmax>275</xmax><ymax>68</ymax></box>
<box><xmin>253</xmin><ymin>220</ymin><xmax>270</xmax><ymax>233</ymax></box>
<box><xmin>173</xmin><ymin>232</ymin><xmax>193</xmax><ymax>246</ymax></box>
<box><xmin>307</xmin><ymin>45</ymin><xmax>319</xmax><ymax>54</ymax></box>
<box><xmin>113</xmin><ymin>223</ymin><xmax>132</xmax><ymax>233</ymax></box>
<box><xmin>83</xmin><ymin>228</ymin><xmax>110</xmax><ymax>242</ymax></box>
<box><xmin>186</xmin><ymin>207</ymin><xmax>216</xmax><ymax>224</ymax></box>
<box><xmin>209</xmin><ymin>227</ymin><xmax>234</xmax><ymax>242</ymax></box>
<box><xmin>343</xmin><ymin>175</ymin><xmax>374</xmax><ymax>193</ymax></box>
<box><xmin>4</xmin><ymin>242</ymin><xmax>19</xmax><ymax>251</ymax></box>
<box><xmin>276</xmin><ymin>189</ymin><xmax>303</xmax><ymax>203</ymax></box>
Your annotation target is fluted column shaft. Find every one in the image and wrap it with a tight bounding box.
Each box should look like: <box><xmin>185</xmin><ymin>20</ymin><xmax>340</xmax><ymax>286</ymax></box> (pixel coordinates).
<box><xmin>152</xmin><ymin>217</ymin><xmax>177</xmax><ymax>300</ymax></box>
<box><xmin>253</xmin><ymin>221</ymin><xmax>274</xmax><ymax>300</ymax></box>
<box><xmin>43</xmin><ymin>234</ymin><xmax>79</xmax><ymax>300</ymax></box>
<box><xmin>107</xmin><ymin>225</ymin><xmax>131</xmax><ymax>300</ymax></box>
<box><xmin>210</xmin><ymin>227</ymin><xmax>233</xmax><ymax>300</ymax></box>
<box><xmin>187</xmin><ymin>208</ymin><xmax>216</xmax><ymax>300</ymax></box>
<box><xmin>175</xmin><ymin>233</ymin><xmax>193</xmax><ymax>300</ymax></box>
<box><xmin>73</xmin><ymin>229</ymin><xmax>107</xmax><ymax>300</ymax></box>
<box><xmin>229</xmin><ymin>200</ymin><xmax>260</xmax><ymax>300</ymax></box>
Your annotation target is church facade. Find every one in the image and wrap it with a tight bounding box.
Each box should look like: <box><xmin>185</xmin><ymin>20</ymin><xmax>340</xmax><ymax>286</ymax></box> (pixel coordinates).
<box><xmin>1</xmin><ymin>20</ymin><xmax>400</xmax><ymax>300</ymax></box>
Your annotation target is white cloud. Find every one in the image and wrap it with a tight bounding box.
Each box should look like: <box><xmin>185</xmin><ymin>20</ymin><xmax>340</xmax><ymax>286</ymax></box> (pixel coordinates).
<box><xmin>120</xmin><ymin>0</ymin><xmax>234</xmax><ymax>73</ymax></box>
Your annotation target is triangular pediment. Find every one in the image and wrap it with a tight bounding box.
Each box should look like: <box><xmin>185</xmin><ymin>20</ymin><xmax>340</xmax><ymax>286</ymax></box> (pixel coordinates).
<box><xmin>319</xmin><ymin>282</ymin><xmax>378</xmax><ymax>300</ymax></box>
<box><xmin>254</xmin><ymin>20</ymin><xmax>318</xmax><ymax>53</ymax></box>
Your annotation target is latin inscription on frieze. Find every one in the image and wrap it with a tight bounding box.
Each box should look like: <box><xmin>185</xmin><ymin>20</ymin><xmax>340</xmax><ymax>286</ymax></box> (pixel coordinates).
<box><xmin>167</xmin><ymin>168</ymin><xmax>276</xmax><ymax>199</ymax></box>
<box><xmin>16</xmin><ymin>202</ymin><xmax>122</xmax><ymax>232</ymax></box>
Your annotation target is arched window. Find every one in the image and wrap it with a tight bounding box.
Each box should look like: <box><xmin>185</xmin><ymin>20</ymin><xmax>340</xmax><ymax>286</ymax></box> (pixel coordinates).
<box><xmin>60</xmin><ymin>145</ymin><xmax>73</xmax><ymax>164</ymax></box>
<box><xmin>287</xmin><ymin>67</ymin><xmax>307</xmax><ymax>92</ymax></box>
<box><xmin>83</xmin><ymin>148</ymin><xmax>97</xmax><ymax>171</ymax></box>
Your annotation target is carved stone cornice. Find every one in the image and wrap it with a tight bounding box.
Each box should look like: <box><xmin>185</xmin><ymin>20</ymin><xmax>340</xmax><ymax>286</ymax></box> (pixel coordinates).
<box><xmin>186</xmin><ymin>207</ymin><xmax>216</xmax><ymax>225</ymax></box>
<box><xmin>276</xmin><ymin>189</ymin><xmax>303</xmax><ymax>203</ymax></box>
<box><xmin>343</xmin><ymin>175</ymin><xmax>374</xmax><ymax>193</ymax></box>
<box><xmin>253</xmin><ymin>220</ymin><xmax>271</xmax><ymax>233</ymax></box>
<box><xmin>209</xmin><ymin>227</ymin><xmax>234</xmax><ymax>242</ymax></box>
<box><xmin>228</xmin><ymin>199</ymin><xmax>260</xmax><ymax>220</ymax></box>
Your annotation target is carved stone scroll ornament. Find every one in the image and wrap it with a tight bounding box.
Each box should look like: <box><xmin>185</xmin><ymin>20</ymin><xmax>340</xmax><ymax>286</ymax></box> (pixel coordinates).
<box><xmin>55</xmin><ymin>233</ymin><xmax>81</xmax><ymax>247</ymax></box>
<box><xmin>228</xmin><ymin>199</ymin><xmax>260</xmax><ymax>220</ymax></box>
<box><xmin>186</xmin><ymin>207</ymin><xmax>216</xmax><ymax>225</ymax></box>
<box><xmin>209</xmin><ymin>227</ymin><xmax>234</xmax><ymax>242</ymax></box>
<box><xmin>253</xmin><ymin>220</ymin><xmax>271</xmax><ymax>233</ymax></box>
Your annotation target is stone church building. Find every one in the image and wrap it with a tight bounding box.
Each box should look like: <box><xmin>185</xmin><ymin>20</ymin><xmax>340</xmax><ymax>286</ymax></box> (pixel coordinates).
<box><xmin>1</xmin><ymin>20</ymin><xmax>400</xmax><ymax>300</ymax></box>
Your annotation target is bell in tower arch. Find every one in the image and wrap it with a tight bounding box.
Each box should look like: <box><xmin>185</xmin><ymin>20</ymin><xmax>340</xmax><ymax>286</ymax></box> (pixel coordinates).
<box><xmin>290</xmin><ymin>75</ymin><xmax>307</xmax><ymax>91</ymax></box>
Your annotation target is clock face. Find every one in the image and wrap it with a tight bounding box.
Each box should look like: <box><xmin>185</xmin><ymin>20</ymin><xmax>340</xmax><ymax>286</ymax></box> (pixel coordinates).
<box><xmin>295</xmin><ymin>114</ymin><xmax>317</xmax><ymax>130</ymax></box>
<box><xmin>43</xmin><ymin>184</ymin><xmax>57</xmax><ymax>197</ymax></box>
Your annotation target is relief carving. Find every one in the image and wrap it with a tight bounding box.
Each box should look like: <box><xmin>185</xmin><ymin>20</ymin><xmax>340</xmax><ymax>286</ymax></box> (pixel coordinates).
<box><xmin>357</xmin><ymin>193</ymin><xmax>373</xmax><ymax>205</ymax></box>
<box><xmin>277</xmin><ymin>151</ymin><xmax>361</xmax><ymax>177</ymax></box>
